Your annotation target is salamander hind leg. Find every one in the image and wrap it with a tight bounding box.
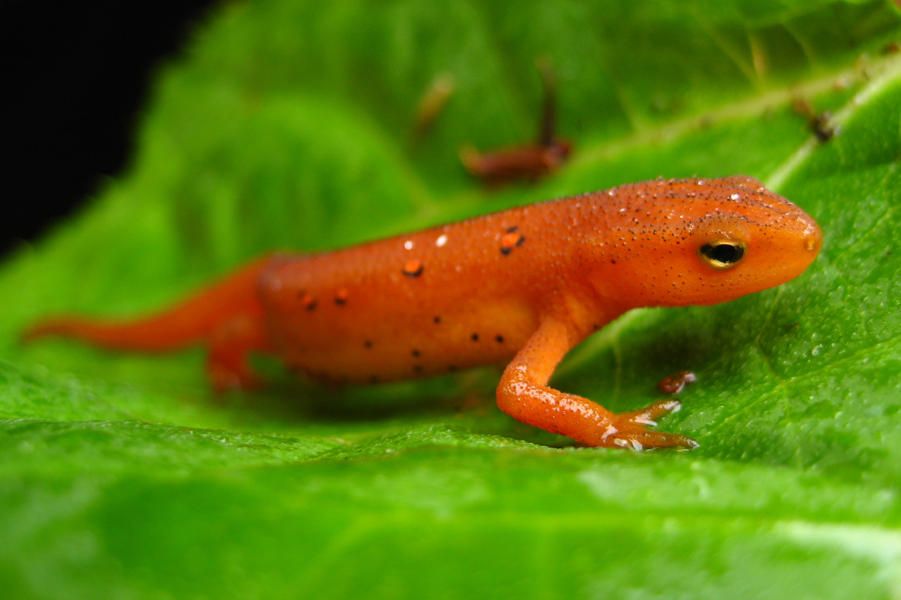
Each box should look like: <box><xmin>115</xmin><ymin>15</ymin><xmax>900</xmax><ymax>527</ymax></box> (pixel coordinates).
<box><xmin>496</xmin><ymin>317</ymin><xmax>697</xmax><ymax>450</ymax></box>
<box><xmin>207</xmin><ymin>314</ymin><xmax>269</xmax><ymax>392</ymax></box>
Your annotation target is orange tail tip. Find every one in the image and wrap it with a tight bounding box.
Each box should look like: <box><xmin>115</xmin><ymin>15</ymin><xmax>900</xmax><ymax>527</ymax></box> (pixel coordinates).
<box><xmin>20</xmin><ymin>254</ymin><xmax>276</xmax><ymax>354</ymax></box>
<box><xmin>21</xmin><ymin>318</ymin><xmax>97</xmax><ymax>344</ymax></box>
<box><xmin>20</xmin><ymin>315</ymin><xmax>203</xmax><ymax>352</ymax></box>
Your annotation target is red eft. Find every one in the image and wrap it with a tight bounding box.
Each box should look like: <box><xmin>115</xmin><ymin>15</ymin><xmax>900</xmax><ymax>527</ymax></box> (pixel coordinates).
<box><xmin>24</xmin><ymin>176</ymin><xmax>822</xmax><ymax>450</ymax></box>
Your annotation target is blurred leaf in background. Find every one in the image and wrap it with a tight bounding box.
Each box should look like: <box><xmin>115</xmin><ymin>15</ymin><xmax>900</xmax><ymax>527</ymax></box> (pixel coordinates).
<box><xmin>2</xmin><ymin>0</ymin><xmax>900</xmax><ymax>598</ymax></box>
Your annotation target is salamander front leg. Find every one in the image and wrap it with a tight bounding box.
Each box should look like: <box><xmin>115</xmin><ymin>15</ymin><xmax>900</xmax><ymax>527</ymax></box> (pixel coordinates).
<box><xmin>496</xmin><ymin>317</ymin><xmax>697</xmax><ymax>450</ymax></box>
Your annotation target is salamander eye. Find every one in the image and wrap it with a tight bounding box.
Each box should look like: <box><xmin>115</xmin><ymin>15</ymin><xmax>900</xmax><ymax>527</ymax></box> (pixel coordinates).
<box><xmin>699</xmin><ymin>240</ymin><xmax>745</xmax><ymax>270</ymax></box>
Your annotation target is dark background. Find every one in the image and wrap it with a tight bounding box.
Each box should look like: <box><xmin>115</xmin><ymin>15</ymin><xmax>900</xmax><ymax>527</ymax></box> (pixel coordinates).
<box><xmin>1</xmin><ymin>1</ymin><xmax>217</xmax><ymax>256</ymax></box>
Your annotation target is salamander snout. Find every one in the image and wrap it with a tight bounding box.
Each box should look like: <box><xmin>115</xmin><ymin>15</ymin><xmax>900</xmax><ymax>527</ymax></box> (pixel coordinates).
<box><xmin>777</xmin><ymin>204</ymin><xmax>822</xmax><ymax>279</ymax></box>
<box><xmin>800</xmin><ymin>214</ymin><xmax>823</xmax><ymax>255</ymax></box>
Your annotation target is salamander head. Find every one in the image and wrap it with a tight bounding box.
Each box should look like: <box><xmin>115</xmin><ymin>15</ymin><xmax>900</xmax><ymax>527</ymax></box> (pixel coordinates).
<box><xmin>595</xmin><ymin>176</ymin><xmax>822</xmax><ymax>307</ymax></box>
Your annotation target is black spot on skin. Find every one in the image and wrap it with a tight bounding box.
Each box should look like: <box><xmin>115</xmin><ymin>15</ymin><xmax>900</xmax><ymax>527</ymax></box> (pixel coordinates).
<box><xmin>471</xmin><ymin>333</ymin><xmax>480</xmax><ymax>342</ymax></box>
<box><xmin>433</xmin><ymin>316</ymin><xmax>442</xmax><ymax>324</ymax></box>
<box><xmin>500</xmin><ymin>246</ymin><xmax>513</xmax><ymax>256</ymax></box>
<box><xmin>413</xmin><ymin>365</ymin><xmax>424</xmax><ymax>374</ymax></box>
<box><xmin>364</xmin><ymin>340</ymin><xmax>374</xmax><ymax>349</ymax></box>
<box><xmin>305</xmin><ymin>300</ymin><xmax>318</xmax><ymax>311</ymax></box>
<box><xmin>495</xmin><ymin>335</ymin><xmax>505</xmax><ymax>343</ymax></box>
<box><xmin>505</xmin><ymin>225</ymin><xmax>519</xmax><ymax>233</ymax></box>
<box><xmin>411</xmin><ymin>349</ymin><xmax>421</xmax><ymax>358</ymax></box>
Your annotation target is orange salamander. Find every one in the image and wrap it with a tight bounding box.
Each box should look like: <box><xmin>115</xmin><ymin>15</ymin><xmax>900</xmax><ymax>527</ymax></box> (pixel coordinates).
<box><xmin>24</xmin><ymin>176</ymin><xmax>822</xmax><ymax>450</ymax></box>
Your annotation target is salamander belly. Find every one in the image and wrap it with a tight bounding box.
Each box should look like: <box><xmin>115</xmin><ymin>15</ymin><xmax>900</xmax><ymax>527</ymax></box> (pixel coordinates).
<box><xmin>267</xmin><ymin>292</ymin><xmax>538</xmax><ymax>383</ymax></box>
<box><xmin>257</xmin><ymin>212</ymin><xmax>552</xmax><ymax>383</ymax></box>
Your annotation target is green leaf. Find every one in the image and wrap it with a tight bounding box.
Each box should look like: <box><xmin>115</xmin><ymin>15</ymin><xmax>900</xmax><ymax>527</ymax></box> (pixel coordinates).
<box><xmin>3</xmin><ymin>1</ymin><xmax>900</xmax><ymax>598</ymax></box>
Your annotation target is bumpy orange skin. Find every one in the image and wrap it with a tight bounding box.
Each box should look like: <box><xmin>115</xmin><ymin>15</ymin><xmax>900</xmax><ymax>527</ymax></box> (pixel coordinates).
<box><xmin>24</xmin><ymin>176</ymin><xmax>822</xmax><ymax>450</ymax></box>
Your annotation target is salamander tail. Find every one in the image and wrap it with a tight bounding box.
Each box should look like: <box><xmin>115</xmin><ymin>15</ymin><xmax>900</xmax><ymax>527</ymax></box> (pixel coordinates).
<box><xmin>21</xmin><ymin>255</ymin><xmax>275</xmax><ymax>354</ymax></box>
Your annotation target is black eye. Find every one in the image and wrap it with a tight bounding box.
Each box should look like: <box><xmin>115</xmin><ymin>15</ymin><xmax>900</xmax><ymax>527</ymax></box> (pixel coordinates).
<box><xmin>699</xmin><ymin>241</ymin><xmax>745</xmax><ymax>269</ymax></box>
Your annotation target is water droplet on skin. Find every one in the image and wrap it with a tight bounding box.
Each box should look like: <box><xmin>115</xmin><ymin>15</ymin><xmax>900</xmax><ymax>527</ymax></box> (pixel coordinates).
<box><xmin>435</xmin><ymin>234</ymin><xmax>448</xmax><ymax>247</ymax></box>
<box><xmin>403</xmin><ymin>240</ymin><xmax>414</xmax><ymax>251</ymax></box>
<box><xmin>730</xmin><ymin>193</ymin><xmax>740</xmax><ymax>201</ymax></box>
<box><xmin>811</xmin><ymin>344</ymin><xmax>823</xmax><ymax>356</ymax></box>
